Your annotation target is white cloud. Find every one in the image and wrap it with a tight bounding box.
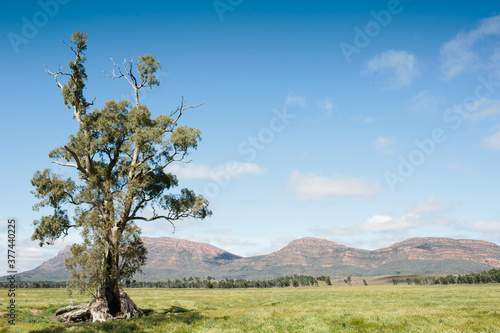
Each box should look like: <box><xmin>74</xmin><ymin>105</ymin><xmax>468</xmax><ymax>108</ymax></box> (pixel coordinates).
<box><xmin>317</xmin><ymin>99</ymin><xmax>336</xmax><ymax>116</ymax></box>
<box><xmin>324</xmin><ymin>226</ymin><xmax>354</xmax><ymax>236</ymax></box>
<box><xmin>352</xmin><ymin>115</ymin><xmax>374</xmax><ymax>124</ymax></box>
<box><xmin>285</xmin><ymin>92</ymin><xmax>306</xmax><ymax>108</ymax></box>
<box><xmin>482</xmin><ymin>129</ymin><xmax>500</xmax><ymax>150</ymax></box>
<box><xmin>288</xmin><ymin>170</ymin><xmax>380</xmax><ymax>201</ymax></box>
<box><xmin>446</xmin><ymin>163</ymin><xmax>475</xmax><ymax>173</ymax></box>
<box><xmin>408</xmin><ymin>90</ymin><xmax>444</xmax><ymax>113</ymax></box>
<box><xmin>471</xmin><ymin>220</ymin><xmax>500</xmax><ymax>232</ymax></box>
<box><xmin>17</xmin><ymin>247</ymin><xmax>57</xmax><ymax>272</ymax></box>
<box><xmin>490</xmin><ymin>48</ymin><xmax>500</xmax><ymax>72</ymax></box>
<box><xmin>204</xmin><ymin>228</ymin><xmax>232</xmax><ymax>235</ymax></box>
<box><xmin>250</xmin><ymin>237</ymin><xmax>296</xmax><ymax>256</ymax></box>
<box><xmin>214</xmin><ymin>236</ymin><xmax>256</xmax><ymax>247</ymax></box>
<box><xmin>315</xmin><ymin>196</ymin><xmax>454</xmax><ymax>240</ymax></box>
<box><xmin>166</xmin><ymin>162</ymin><xmax>266</xmax><ymax>180</ymax></box>
<box><xmin>0</xmin><ymin>238</ymin><xmax>63</xmax><ymax>273</ymax></box>
<box><xmin>440</xmin><ymin>15</ymin><xmax>500</xmax><ymax>80</ymax></box>
<box><xmin>374</xmin><ymin>136</ymin><xmax>397</xmax><ymax>154</ymax></box>
<box><xmin>468</xmin><ymin>99</ymin><xmax>500</xmax><ymax>121</ymax></box>
<box><xmin>408</xmin><ymin>196</ymin><xmax>446</xmax><ymax>215</ymax></box>
<box><xmin>370</xmin><ymin>234</ymin><xmax>407</xmax><ymax>249</ymax></box>
<box><xmin>431</xmin><ymin>215</ymin><xmax>452</xmax><ymax>225</ymax></box>
<box><xmin>363</xmin><ymin>50</ymin><xmax>419</xmax><ymax>89</ymax></box>
<box><xmin>358</xmin><ymin>213</ymin><xmax>423</xmax><ymax>232</ymax></box>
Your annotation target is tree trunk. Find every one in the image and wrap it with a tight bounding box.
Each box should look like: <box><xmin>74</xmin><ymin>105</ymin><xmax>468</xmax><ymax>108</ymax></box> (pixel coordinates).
<box><xmin>56</xmin><ymin>283</ymin><xmax>143</xmax><ymax>322</ymax></box>
<box><xmin>57</xmin><ymin>225</ymin><xmax>143</xmax><ymax>322</ymax></box>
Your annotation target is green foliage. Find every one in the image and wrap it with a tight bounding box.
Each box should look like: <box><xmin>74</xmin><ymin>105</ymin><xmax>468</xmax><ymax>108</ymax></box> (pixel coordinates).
<box><xmin>137</xmin><ymin>54</ymin><xmax>162</xmax><ymax>88</ymax></box>
<box><xmin>31</xmin><ymin>169</ymin><xmax>76</xmax><ymax>246</ymax></box>
<box><xmin>62</xmin><ymin>31</ymin><xmax>91</xmax><ymax>117</ymax></box>
<box><xmin>344</xmin><ymin>276</ymin><xmax>352</xmax><ymax>286</ymax></box>
<box><xmin>119</xmin><ymin>224</ymin><xmax>148</xmax><ymax>281</ymax></box>
<box><xmin>426</xmin><ymin>268</ymin><xmax>500</xmax><ymax>285</ymax></box>
<box><xmin>126</xmin><ymin>275</ymin><xmax>321</xmax><ymax>289</ymax></box>
<box><xmin>317</xmin><ymin>275</ymin><xmax>332</xmax><ymax>286</ymax></box>
<box><xmin>32</xmin><ymin>31</ymin><xmax>211</xmax><ymax>300</ymax></box>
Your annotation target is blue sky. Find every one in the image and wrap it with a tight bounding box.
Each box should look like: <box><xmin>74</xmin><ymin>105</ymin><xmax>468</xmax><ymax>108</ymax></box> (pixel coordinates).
<box><xmin>1</xmin><ymin>0</ymin><xmax>500</xmax><ymax>272</ymax></box>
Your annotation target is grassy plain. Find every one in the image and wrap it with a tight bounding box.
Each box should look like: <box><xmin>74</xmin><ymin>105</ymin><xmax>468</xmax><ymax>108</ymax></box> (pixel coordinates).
<box><xmin>1</xmin><ymin>284</ymin><xmax>499</xmax><ymax>332</ymax></box>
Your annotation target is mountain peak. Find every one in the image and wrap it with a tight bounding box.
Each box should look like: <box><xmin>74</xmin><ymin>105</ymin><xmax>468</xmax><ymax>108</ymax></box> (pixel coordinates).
<box><xmin>16</xmin><ymin>236</ymin><xmax>500</xmax><ymax>281</ymax></box>
<box><xmin>388</xmin><ymin>237</ymin><xmax>499</xmax><ymax>248</ymax></box>
<box><xmin>287</xmin><ymin>237</ymin><xmax>346</xmax><ymax>248</ymax></box>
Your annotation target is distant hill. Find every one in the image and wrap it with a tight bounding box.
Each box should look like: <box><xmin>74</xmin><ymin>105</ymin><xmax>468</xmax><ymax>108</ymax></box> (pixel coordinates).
<box><xmin>17</xmin><ymin>237</ymin><xmax>500</xmax><ymax>282</ymax></box>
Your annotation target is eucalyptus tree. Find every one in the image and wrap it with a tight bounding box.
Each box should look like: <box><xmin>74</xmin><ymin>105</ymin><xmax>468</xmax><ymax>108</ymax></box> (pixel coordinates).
<box><xmin>32</xmin><ymin>32</ymin><xmax>211</xmax><ymax>322</ymax></box>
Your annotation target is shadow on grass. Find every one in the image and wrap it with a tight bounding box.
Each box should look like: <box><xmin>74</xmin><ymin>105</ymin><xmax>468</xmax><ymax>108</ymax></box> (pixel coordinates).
<box><xmin>162</xmin><ymin>305</ymin><xmax>192</xmax><ymax>314</ymax></box>
<box><xmin>143</xmin><ymin>306</ymin><xmax>205</xmax><ymax>326</ymax></box>
<box><xmin>29</xmin><ymin>321</ymin><xmax>141</xmax><ymax>333</ymax></box>
<box><xmin>29</xmin><ymin>307</ymin><xmax>205</xmax><ymax>333</ymax></box>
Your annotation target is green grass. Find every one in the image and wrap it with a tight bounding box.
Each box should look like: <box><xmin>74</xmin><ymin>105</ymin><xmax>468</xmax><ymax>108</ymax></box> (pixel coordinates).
<box><xmin>1</xmin><ymin>284</ymin><xmax>500</xmax><ymax>332</ymax></box>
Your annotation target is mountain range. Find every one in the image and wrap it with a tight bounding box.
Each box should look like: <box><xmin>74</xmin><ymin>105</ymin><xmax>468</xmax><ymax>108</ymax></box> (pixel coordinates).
<box><xmin>18</xmin><ymin>237</ymin><xmax>500</xmax><ymax>282</ymax></box>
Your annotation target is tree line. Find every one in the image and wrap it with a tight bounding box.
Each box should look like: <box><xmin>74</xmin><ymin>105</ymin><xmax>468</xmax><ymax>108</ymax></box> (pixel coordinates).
<box><xmin>391</xmin><ymin>268</ymin><xmax>500</xmax><ymax>285</ymax></box>
<box><xmin>6</xmin><ymin>269</ymin><xmax>498</xmax><ymax>289</ymax></box>
<box><xmin>0</xmin><ymin>281</ymin><xmax>67</xmax><ymax>289</ymax></box>
<box><xmin>126</xmin><ymin>274</ymin><xmax>325</xmax><ymax>289</ymax></box>
<box><xmin>4</xmin><ymin>275</ymin><xmax>332</xmax><ymax>289</ymax></box>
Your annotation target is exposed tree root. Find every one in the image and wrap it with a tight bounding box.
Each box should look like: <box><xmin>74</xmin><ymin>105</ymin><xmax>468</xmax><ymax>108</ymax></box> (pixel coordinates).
<box><xmin>55</xmin><ymin>288</ymin><xmax>143</xmax><ymax>322</ymax></box>
<box><xmin>118</xmin><ymin>285</ymin><xmax>143</xmax><ymax>319</ymax></box>
<box><xmin>56</xmin><ymin>303</ymin><xmax>91</xmax><ymax>322</ymax></box>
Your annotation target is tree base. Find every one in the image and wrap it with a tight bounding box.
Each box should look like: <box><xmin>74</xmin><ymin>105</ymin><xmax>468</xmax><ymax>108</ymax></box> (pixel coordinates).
<box><xmin>55</xmin><ymin>288</ymin><xmax>143</xmax><ymax>322</ymax></box>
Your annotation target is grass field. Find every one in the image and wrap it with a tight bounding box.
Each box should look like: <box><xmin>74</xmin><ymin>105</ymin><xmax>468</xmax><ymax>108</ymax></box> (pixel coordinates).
<box><xmin>1</xmin><ymin>284</ymin><xmax>500</xmax><ymax>332</ymax></box>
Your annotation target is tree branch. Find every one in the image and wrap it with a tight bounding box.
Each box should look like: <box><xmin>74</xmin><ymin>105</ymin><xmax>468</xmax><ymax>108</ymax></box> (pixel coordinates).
<box><xmin>169</xmin><ymin>97</ymin><xmax>204</xmax><ymax>131</ymax></box>
<box><xmin>52</xmin><ymin>161</ymin><xmax>78</xmax><ymax>168</ymax></box>
<box><xmin>45</xmin><ymin>66</ymin><xmax>70</xmax><ymax>91</ymax></box>
<box><xmin>64</xmin><ymin>145</ymin><xmax>88</xmax><ymax>176</ymax></box>
<box><xmin>129</xmin><ymin>215</ymin><xmax>176</xmax><ymax>231</ymax></box>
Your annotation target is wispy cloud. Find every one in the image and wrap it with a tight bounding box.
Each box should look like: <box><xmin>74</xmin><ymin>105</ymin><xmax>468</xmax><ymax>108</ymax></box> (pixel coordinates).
<box><xmin>440</xmin><ymin>15</ymin><xmax>500</xmax><ymax>80</ymax></box>
<box><xmin>408</xmin><ymin>196</ymin><xmax>446</xmax><ymax>215</ymax></box>
<box><xmin>471</xmin><ymin>220</ymin><xmax>500</xmax><ymax>232</ymax></box>
<box><xmin>363</xmin><ymin>50</ymin><xmax>419</xmax><ymax>89</ymax></box>
<box><xmin>317</xmin><ymin>99</ymin><xmax>336</xmax><ymax>117</ymax></box>
<box><xmin>374</xmin><ymin>136</ymin><xmax>397</xmax><ymax>154</ymax></box>
<box><xmin>214</xmin><ymin>236</ymin><xmax>256</xmax><ymax>247</ymax></box>
<box><xmin>166</xmin><ymin>162</ymin><xmax>266</xmax><ymax>180</ymax></box>
<box><xmin>288</xmin><ymin>170</ymin><xmax>380</xmax><ymax>201</ymax></box>
<box><xmin>408</xmin><ymin>90</ymin><xmax>445</xmax><ymax>113</ymax></box>
<box><xmin>358</xmin><ymin>213</ymin><xmax>423</xmax><ymax>232</ymax></box>
<box><xmin>251</xmin><ymin>237</ymin><xmax>296</xmax><ymax>256</ymax></box>
<box><xmin>285</xmin><ymin>92</ymin><xmax>306</xmax><ymax>108</ymax></box>
<box><xmin>482</xmin><ymin>128</ymin><xmax>500</xmax><ymax>150</ymax></box>
<box><xmin>468</xmin><ymin>99</ymin><xmax>500</xmax><ymax>121</ymax></box>
<box><xmin>352</xmin><ymin>115</ymin><xmax>374</xmax><ymax>124</ymax></box>
<box><xmin>446</xmin><ymin>163</ymin><xmax>475</xmax><ymax>173</ymax></box>
<box><xmin>322</xmin><ymin>196</ymin><xmax>449</xmax><ymax>236</ymax></box>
